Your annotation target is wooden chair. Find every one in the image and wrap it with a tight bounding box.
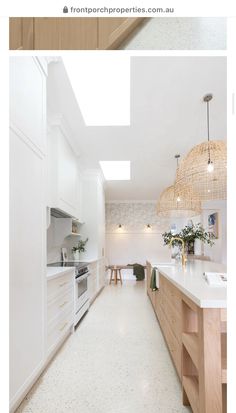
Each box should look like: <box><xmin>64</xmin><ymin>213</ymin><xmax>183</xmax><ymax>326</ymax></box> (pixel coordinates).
<box><xmin>109</xmin><ymin>266</ymin><xmax>123</xmax><ymax>285</ymax></box>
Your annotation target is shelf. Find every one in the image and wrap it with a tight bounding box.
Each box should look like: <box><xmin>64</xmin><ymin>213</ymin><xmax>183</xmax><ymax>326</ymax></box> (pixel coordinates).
<box><xmin>182</xmin><ymin>332</ymin><xmax>199</xmax><ymax>369</ymax></box>
<box><xmin>182</xmin><ymin>375</ymin><xmax>199</xmax><ymax>413</ymax></box>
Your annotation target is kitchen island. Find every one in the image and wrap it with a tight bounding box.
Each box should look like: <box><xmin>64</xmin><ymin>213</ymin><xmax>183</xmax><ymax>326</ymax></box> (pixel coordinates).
<box><xmin>146</xmin><ymin>260</ymin><xmax>227</xmax><ymax>413</ymax></box>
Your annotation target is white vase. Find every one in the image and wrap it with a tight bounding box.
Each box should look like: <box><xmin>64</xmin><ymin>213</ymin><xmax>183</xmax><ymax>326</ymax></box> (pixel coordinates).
<box><xmin>73</xmin><ymin>251</ymin><xmax>80</xmax><ymax>261</ymax></box>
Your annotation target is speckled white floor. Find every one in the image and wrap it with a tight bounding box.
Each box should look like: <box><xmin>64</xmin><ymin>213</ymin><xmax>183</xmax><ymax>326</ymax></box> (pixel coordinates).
<box><xmin>16</xmin><ymin>281</ymin><xmax>191</xmax><ymax>413</ymax></box>
<box><xmin>120</xmin><ymin>17</ymin><xmax>226</xmax><ymax>50</ymax></box>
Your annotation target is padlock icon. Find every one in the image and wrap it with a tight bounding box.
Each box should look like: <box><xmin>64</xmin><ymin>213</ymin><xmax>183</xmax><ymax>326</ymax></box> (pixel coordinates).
<box><xmin>63</xmin><ymin>6</ymin><xmax>68</xmax><ymax>13</ymax></box>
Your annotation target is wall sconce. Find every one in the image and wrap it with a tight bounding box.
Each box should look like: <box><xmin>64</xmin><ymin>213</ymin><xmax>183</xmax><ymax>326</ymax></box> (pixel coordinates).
<box><xmin>118</xmin><ymin>224</ymin><xmax>122</xmax><ymax>229</ymax></box>
<box><xmin>146</xmin><ymin>224</ymin><xmax>151</xmax><ymax>229</ymax></box>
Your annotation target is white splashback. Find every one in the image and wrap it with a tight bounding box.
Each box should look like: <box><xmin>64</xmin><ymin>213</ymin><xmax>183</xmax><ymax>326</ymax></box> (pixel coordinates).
<box><xmin>47</xmin><ymin>216</ymin><xmax>79</xmax><ymax>263</ymax></box>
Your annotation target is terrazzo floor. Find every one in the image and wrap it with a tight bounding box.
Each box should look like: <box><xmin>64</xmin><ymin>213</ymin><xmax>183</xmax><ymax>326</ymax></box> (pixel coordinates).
<box><xmin>120</xmin><ymin>17</ymin><xmax>227</xmax><ymax>50</ymax></box>
<box><xmin>16</xmin><ymin>281</ymin><xmax>191</xmax><ymax>413</ymax></box>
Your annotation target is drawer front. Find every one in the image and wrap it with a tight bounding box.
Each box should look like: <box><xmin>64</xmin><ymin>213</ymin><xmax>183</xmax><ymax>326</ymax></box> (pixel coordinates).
<box><xmin>47</xmin><ymin>308</ymin><xmax>73</xmax><ymax>352</ymax></box>
<box><xmin>160</xmin><ymin>274</ymin><xmax>182</xmax><ymax>313</ymax></box>
<box><xmin>47</xmin><ymin>287</ymin><xmax>74</xmax><ymax>325</ymax></box>
<box><xmin>161</xmin><ymin>291</ymin><xmax>182</xmax><ymax>344</ymax></box>
<box><xmin>161</xmin><ymin>311</ymin><xmax>182</xmax><ymax>378</ymax></box>
<box><xmin>47</xmin><ymin>272</ymin><xmax>74</xmax><ymax>301</ymax></box>
<box><xmin>154</xmin><ymin>290</ymin><xmax>162</xmax><ymax>319</ymax></box>
<box><xmin>34</xmin><ymin>18</ymin><xmax>98</xmax><ymax>50</ymax></box>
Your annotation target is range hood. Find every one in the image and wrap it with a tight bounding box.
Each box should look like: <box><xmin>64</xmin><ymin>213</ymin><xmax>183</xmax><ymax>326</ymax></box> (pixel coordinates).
<box><xmin>50</xmin><ymin>208</ymin><xmax>74</xmax><ymax>219</ymax></box>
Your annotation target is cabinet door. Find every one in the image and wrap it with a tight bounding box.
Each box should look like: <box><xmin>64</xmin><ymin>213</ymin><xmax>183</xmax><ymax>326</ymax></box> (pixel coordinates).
<box><xmin>10</xmin><ymin>57</ymin><xmax>47</xmax><ymax>155</ymax></box>
<box><xmin>9</xmin><ymin>18</ymin><xmax>34</xmax><ymax>50</ymax></box>
<box><xmin>34</xmin><ymin>18</ymin><xmax>98</xmax><ymax>50</ymax></box>
<box><xmin>9</xmin><ymin>57</ymin><xmax>47</xmax><ymax>410</ymax></box>
<box><xmin>98</xmin><ymin>17</ymin><xmax>141</xmax><ymax>49</ymax></box>
<box><xmin>57</xmin><ymin>129</ymin><xmax>78</xmax><ymax>217</ymax></box>
<box><xmin>10</xmin><ymin>130</ymin><xmax>45</xmax><ymax>406</ymax></box>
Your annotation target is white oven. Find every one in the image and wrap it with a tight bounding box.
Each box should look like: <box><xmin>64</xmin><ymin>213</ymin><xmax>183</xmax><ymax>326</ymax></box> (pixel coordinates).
<box><xmin>74</xmin><ymin>267</ymin><xmax>90</xmax><ymax>326</ymax></box>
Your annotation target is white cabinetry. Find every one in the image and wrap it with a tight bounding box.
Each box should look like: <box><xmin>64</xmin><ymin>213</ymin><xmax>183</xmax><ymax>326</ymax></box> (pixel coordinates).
<box><xmin>88</xmin><ymin>259</ymin><xmax>106</xmax><ymax>304</ymax></box>
<box><xmin>9</xmin><ymin>57</ymin><xmax>47</xmax><ymax>412</ymax></box>
<box><xmin>10</xmin><ymin>57</ymin><xmax>47</xmax><ymax>156</ymax></box>
<box><xmin>88</xmin><ymin>261</ymin><xmax>98</xmax><ymax>303</ymax></box>
<box><xmin>79</xmin><ymin>172</ymin><xmax>105</xmax><ymax>261</ymax></box>
<box><xmin>47</xmin><ymin>270</ymin><xmax>74</xmax><ymax>358</ymax></box>
<box><xmin>97</xmin><ymin>258</ymin><xmax>106</xmax><ymax>291</ymax></box>
<box><xmin>47</xmin><ymin>116</ymin><xmax>80</xmax><ymax>219</ymax></box>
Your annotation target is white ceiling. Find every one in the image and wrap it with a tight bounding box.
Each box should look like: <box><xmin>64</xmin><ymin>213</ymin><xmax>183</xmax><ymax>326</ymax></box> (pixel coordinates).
<box><xmin>47</xmin><ymin>56</ymin><xmax>227</xmax><ymax>201</ymax></box>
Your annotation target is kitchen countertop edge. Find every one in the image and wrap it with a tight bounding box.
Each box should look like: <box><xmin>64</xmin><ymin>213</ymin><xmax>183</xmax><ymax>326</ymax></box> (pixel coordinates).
<box><xmin>149</xmin><ymin>260</ymin><xmax>227</xmax><ymax>309</ymax></box>
<box><xmin>47</xmin><ymin>267</ymin><xmax>75</xmax><ymax>280</ymax></box>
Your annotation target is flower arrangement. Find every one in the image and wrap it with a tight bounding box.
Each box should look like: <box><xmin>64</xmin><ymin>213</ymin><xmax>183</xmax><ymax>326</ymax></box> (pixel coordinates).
<box><xmin>162</xmin><ymin>223</ymin><xmax>215</xmax><ymax>249</ymax></box>
<box><xmin>72</xmin><ymin>238</ymin><xmax>88</xmax><ymax>253</ymax></box>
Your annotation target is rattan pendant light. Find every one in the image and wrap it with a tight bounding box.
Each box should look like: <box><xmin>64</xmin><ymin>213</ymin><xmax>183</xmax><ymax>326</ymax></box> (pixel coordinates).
<box><xmin>176</xmin><ymin>94</ymin><xmax>227</xmax><ymax>200</ymax></box>
<box><xmin>157</xmin><ymin>155</ymin><xmax>201</xmax><ymax>218</ymax></box>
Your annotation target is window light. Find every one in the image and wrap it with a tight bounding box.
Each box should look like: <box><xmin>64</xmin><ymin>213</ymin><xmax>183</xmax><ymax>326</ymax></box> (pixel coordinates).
<box><xmin>62</xmin><ymin>55</ymin><xmax>130</xmax><ymax>126</ymax></box>
<box><xmin>99</xmin><ymin>161</ymin><xmax>130</xmax><ymax>181</ymax></box>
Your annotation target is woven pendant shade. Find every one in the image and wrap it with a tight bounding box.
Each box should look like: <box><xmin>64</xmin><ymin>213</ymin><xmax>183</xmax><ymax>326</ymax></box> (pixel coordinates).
<box><xmin>157</xmin><ymin>184</ymin><xmax>201</xmax><ymax>218</ymax></box>
<box><xmin>176</xmin><ymin>140</ymin><xmax>227</xmax><ymax>201</ymax></box>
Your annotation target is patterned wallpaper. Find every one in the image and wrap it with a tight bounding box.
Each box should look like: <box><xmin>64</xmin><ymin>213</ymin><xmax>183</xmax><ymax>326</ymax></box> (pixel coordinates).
<box><xmin>105</xmin><ymin>202</ymin><xmax>170</xmax><ymax>233</ymax></box>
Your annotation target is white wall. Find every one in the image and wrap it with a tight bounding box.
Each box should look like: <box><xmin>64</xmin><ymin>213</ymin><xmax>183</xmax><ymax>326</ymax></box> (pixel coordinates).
<box><xmin>105</xmin><ymin>202</ymin><xmax>172</xmax><ymax>279</ymax></box>
<box><xmin>105</xmin><ymin>200</ymin><xmax>227</xmax><ymax>279</ymax></box>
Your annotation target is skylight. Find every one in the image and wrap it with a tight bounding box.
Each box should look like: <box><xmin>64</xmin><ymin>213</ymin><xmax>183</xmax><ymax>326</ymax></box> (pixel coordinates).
<box><xmin>99</xmin><ymin>161</ymin><xmax>131</xmax><ymax>181</ymax></box>
<box><xmin>62</xmin><ymin>54</ymin><xmax>130</xmax><ymax>126</ymax></box>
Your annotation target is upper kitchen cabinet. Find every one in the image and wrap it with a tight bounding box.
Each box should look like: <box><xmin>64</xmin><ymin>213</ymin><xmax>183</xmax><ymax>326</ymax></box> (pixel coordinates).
<box><xmin>10</xmin><ymin>57</ymin><xmax>47</xmax><ymax>155</ymax></box>
<box><xmin>98</xmin><ymin>18</ymin><xmax>142</xmax><ymax>49</ymax></box>
<box><xmin>9</xmin><ymin>18</ymin><xmax>34</xmax><ymax>50</ymax></box>
<box><xmin>9</xmin><ymin>17</ymin><xmax>144</xmax><ymax>50</ymax></box>
<box><xmin>79</xmin><ymin>172</ymin><xmax>105</xmax><ymax>261</ymax></box>
<box><xmin>47</xmin><ymin>116</ymin><xmax>80</xmax><ymax>219</ymax></box>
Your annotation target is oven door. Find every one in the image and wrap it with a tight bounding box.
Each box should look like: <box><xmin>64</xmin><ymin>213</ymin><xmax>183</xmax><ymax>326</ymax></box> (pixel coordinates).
<box><xmin>75</xmin><ymin>273</ymin><xmax>89</xmax><ymax>309</ymax></box>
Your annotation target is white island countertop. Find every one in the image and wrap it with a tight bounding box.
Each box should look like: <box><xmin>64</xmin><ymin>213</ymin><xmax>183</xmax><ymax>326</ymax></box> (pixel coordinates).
<box><xmin>149</xmin><ymin>260</ymin><xmax>227</xmax><ymax>308</ymax></box>
<box><xmin>46</xmin><ymin>266</ymin><xmax>75</xmax><ymax>280</ymax></box>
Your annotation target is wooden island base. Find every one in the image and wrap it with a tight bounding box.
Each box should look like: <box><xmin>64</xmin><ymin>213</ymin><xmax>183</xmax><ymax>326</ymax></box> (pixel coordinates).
<box><xmin>146</xmin><ymin>261</ymin><xmax>227</xmax><ymax>413</ymax></box>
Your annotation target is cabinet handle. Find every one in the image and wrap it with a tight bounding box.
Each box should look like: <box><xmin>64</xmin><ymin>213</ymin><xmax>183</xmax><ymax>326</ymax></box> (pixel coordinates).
<box><xmin>59</xmin><ymin>322</ymin><xmax>68</xmax><ymax>332</ymax></box>
<box><xmin>59</xmin><ymin>281</ymin><xmax>68</xmax><ymax>287</ymax></box>
<box><xmin>59</xmin><ymin>301</ymin><xmax>68</xmax><ymax>308</ymax></box>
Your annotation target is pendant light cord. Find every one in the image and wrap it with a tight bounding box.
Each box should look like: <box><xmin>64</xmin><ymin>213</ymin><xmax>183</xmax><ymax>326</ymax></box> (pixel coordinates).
<box><xmin>207</xmin><ymin>100</ymin><xmax>211</xmax><ymax>162</ymax></box>
<box><xmin>174</xmin><ymin>154</ymin><xmax>180</xmax><ymax>201</ymax></box>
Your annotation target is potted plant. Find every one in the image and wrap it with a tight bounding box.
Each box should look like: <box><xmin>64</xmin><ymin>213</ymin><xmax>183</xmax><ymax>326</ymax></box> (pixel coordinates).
<box><xmin>162</xmin><ymin>223</ymin><xmax>215</xmax><ymax>256</ymax></box>
<box><xmin>72</xmin><ymin>238</ymin><xmax>88</xmax><ymax>261</ymax></box>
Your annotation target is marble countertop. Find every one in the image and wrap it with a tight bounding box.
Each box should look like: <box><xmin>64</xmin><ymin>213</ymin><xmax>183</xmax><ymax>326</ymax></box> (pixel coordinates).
<box><xmin>149</xmin><ymin>260</ymin><xmax>227</xmax><ymax>308</ymax></box>
<box><xmin>46</xmin><ymin>266</ymin><xmax>75</xmax><ymax>280</ymax></box>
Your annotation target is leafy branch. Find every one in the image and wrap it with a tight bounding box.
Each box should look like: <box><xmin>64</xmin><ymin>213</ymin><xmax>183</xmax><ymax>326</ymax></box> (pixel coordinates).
<box><xmin>162</xmin><ymin>223</ymin><xmax>215</xmax><ymax>247</ymax></box>
<box><xmin>72</xmin><ymin>238</ymin><xmax>88</xmax><ymax>253</ymax></box>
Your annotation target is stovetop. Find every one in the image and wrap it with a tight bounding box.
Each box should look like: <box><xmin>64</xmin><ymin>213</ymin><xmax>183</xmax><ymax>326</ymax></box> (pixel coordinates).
<box><xmin>47</xmin><ymin>261</ymin><xmax>89</xmax><ymax>270</ymax></box>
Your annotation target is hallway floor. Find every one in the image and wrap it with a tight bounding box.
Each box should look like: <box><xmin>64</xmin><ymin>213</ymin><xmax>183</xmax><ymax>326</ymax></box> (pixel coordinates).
<box><xmin>16</xmin><ymin>281</ymin><xmax>191</xmax><ymax>413</ymax></box>
<box><xmin>120</xmin><ymin>17</ymin><xmax>226</xmax><ymax>50</ymax></box>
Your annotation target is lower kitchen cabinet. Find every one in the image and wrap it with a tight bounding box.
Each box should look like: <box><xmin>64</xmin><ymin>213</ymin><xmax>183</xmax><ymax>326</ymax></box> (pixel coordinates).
<box><xmin>9</xmin><ymin>17</ymin><xmax>144</xmax><ymax>50</ymax></box>
<box><xmin>9</xmin><ymin>18</ymin><xmax>34</xmax><ymax>50</ymax></box>
<box><xmin>34</xmin><ymin>18</ymin><xmax>98</xmax><ymax>50</ymax></box>
<box><xmin>88</xmin><ymin>259</ymin><xmax>106</xmax><ymax>304</ymax></box>
<box><xmin>146</xmin><ymin>261</ymin><xmax>227</xmax><ymax>413</ymax></box>
<box><xmin>46</xmin><ymin>270</ymin><xmax>74</xmax><ymax>358</ymax></box>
